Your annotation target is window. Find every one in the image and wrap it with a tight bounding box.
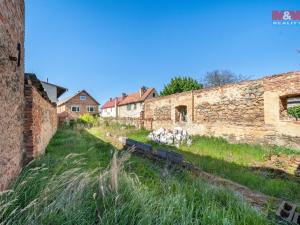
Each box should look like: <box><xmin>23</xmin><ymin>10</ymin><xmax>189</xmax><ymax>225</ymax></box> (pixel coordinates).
<box><xmin>134</xmin><ymin>103</ymin><xmax>137</xmax><ymax>110</ymax></box>
<box><xmin>153</xmin><ymin>93</ymin><xmax>156</xmax><ymax>97</ymax></box>
<box><xmin>127</xmin><ymin>104</ymin><xmax>131</xmax><ymax>111</ymax></box>
<box><xmin>71</xmin><ymin>105</ymin><xmax>80</xmax><ymax>112</ymax></box>
<box><xmin>279</xmin><ymin>95</ymin><xmax>300</xmax><ymax>120</ymax></box>
<box><xmin>80</xmin><ymin>96</ymin><xmax>86</xmax><ymax>101</ymax></box>
<box><xmin>87</xmin><ymin>106</ymin><xmax>95</xmax><ymax>112</ymax></box>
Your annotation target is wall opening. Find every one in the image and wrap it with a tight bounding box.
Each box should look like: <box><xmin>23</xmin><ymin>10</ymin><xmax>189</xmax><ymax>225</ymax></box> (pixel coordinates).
<box><xmin>280</xmin><ymin>95</ymin><xmax>300</xmax><ymax>121</ymax></box>
<box><xmin>175</xmin><ymin>105</ymin><xmax>187</xmax><ymax>122</ymax></box>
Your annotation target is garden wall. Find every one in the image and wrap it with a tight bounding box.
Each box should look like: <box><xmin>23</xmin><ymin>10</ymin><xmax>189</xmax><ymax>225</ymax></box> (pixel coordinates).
<box><xmin>0</xmin><ymin>0</ymin><xmax>25</xmax><ymax>190</ymax></box>
<box><xmin>144</xmin><ymin>72</ymin><xmax>300</xmax><ymax>149</ymax></box>
<box><xmin>24</xmin><ymin>75</ymin><xmax>58</xmax><ymax>163</ymax></box>
<box><xmin>103</xmin><ymin>114</ymin><xmax>144</xmax><ymax>128</ymax></box>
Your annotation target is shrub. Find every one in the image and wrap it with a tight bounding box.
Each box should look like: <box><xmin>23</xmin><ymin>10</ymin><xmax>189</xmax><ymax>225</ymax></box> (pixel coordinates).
<box><xmin>78</xmin><ymin>114</ymin><xmax>98</xmax><ymax>127</ymax></box>
<box><xmin>287</xmin><ymin>105</ymin><xmax>300</xmax><ymax>121</ymax></box>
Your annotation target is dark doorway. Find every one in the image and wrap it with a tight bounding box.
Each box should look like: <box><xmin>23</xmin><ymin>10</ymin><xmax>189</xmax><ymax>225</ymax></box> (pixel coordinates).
<box><xmin>175</xmin><ymin>105</ymin><xmax>187</xmax><ymax>122</ymax></box>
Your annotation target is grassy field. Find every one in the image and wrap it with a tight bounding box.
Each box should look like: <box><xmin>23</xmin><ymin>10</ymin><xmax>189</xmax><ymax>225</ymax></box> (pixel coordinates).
<box><xmin>95</xmin><ymin>123</ymin><xmax>300</xmax><ymax>206</ymax></box>
<box><xmin>0</xmin><ymin>126</ymin><xmax>276</xmax><ymax>225</ymax></box>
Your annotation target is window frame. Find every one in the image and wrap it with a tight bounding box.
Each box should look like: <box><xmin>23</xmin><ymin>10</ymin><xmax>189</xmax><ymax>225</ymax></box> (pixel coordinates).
<box><xmin>80</xmin><ymin>95</ymin><xmax>87</xmax><ymax>101</ymax></box>
<box><xmin>87</xmin><ymin>105</ymin><xmax>95</xmax><ymax>113</ymax></box>
<box><xmin>127</xmin><ymin>104</ymin><xmax>131</xmax><ymax>111</ymax></box>
<box><xmin>71</xmin><ymin>105</ymin><xmax>80</xmax><ymax>112</ymax></box>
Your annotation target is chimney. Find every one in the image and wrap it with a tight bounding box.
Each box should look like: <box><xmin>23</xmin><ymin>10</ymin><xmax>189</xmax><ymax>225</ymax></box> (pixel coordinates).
<box><xmin>122</xmin><ymin>93</ymin><xmax>127</xmax><ymax>99</ymax></box>
<box><xmin>139</xmin><ymin>87</ymin><xmax>146</xmax><ymax>97</ymax></box>
<box><xmin>110</xmin><ymin>97</ymin><xmax>112</xmax><ymax>101</ymax></box>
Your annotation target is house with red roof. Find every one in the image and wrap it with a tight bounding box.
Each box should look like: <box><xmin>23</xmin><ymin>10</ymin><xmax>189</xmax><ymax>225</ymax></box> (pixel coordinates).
<box><xmin>101</xmin><ymin>87</ymin><xmax>158</xmax><ymax>118</ymax></box>
<box><xmin>101</xmin><ymin>96</ymin><xmax>123</xmax><ymax>118</ymax></box>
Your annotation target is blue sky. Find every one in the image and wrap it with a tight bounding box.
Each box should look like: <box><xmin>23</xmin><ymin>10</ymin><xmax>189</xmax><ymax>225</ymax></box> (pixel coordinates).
<box><xmin>25</xmin><ymin>0</ymin><xmax>300</xmax><ymax>104</ymax></box>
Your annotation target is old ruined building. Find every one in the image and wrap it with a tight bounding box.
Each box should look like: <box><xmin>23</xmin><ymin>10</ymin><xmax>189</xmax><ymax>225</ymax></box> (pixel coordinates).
<box><xmin>57</xmin><ymin>90</ymin><xmax>100</xmax><ymax>122</ymax></box>
<box><xmin>144</xmin><ymin>72</ymin><xmax>300</xmax><ymax>149</ymax></box>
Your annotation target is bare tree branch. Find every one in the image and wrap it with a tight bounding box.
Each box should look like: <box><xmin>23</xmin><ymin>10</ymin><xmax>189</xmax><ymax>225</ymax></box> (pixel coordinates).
<box><xmin>204</xmin><ymin>70</ymin><xmax>249</xmax><ymax>88</ymax></box>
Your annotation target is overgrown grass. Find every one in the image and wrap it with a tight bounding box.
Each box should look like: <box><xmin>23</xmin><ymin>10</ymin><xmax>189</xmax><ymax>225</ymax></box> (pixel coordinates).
<box><xmin>0</xmin><ymin>127</ymin><xmax>275</xmax><ymax>224</ymax></box>
<box><xmin>93</xmin><ymin>124</ymin><xmax>300</xmax><ymax>205</ymax></box>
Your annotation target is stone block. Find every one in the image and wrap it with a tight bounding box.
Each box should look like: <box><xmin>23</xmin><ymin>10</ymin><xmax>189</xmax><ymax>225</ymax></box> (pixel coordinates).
<box><xmin>293</xmin><ymin>212</ymin><xmax>300</xmax><ymax>225</ymax></box>
<box><xmin>276</xmin><ymin>201</ymin><xmax>296</xmax><ymax>222</ymax></box>
<box><xmin>156</xmin><ymin>148</ymin><xmax>167</xmax><ymax>159</ymax></box>
<box><xmin>135</xmin><ymin>142</ymin><xmax>152</xmax><ymax>154</ymax></box>
<box><xmin>166</xmin><ymin>151</ymin><xmax>183</xmax><ymax>163</ymax></box>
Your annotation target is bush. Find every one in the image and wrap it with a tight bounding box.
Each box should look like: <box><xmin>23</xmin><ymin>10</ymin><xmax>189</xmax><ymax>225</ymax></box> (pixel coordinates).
<box><xmin>287</xmin><ymin>105</ymin><xmax>300</xmax><ymax>121</ymax></box>
<box><xmin>78</xmin><ymin>114</ymin><xmax>98</xmax><ymax>127</ymax></box>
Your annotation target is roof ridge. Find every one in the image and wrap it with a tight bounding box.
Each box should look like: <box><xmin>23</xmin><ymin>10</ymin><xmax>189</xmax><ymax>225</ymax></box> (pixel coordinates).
<box><xmin>58</xmin><ymin>90</ymin><xmax>100</xmax><ymax>106</ymax></box>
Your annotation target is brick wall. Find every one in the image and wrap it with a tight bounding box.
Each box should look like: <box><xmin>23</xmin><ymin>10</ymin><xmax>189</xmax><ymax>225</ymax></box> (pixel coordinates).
<box><xmin>24</xmin><ymin>77</ymin><xmax>58</xmax><ymax>163</ymax></box>
<box><xmin>144</xmin><ymin>72</ymin><xmax>300</xmax><ymax>149</ymax></box>
<box><xmin>0</xmin><ymin>0</ymin><xmax>25</xmax><ymax>190</ymax></box>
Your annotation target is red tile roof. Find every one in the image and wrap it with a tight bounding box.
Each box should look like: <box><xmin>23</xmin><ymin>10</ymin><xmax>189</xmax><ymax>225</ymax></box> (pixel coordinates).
<box><xmin>118</xmin><ymin>88</ymin><xmax>155</xmax><ymax>106</ymax></box>
<box><xmin>101</xmin><ymin>97</ymin><xmax>122</xmax><ymax>109</ymax></box>
<box><xmin>102</xmin><ymin>88</ymin><xmax>156</xmax><ymax>109</ymax></box>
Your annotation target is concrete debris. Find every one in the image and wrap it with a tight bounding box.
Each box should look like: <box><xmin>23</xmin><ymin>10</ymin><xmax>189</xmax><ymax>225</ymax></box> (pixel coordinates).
<box><xmin>148</xmin><ymin>127</ymin><xmax>192</xmax><ymax>146</ymax></box>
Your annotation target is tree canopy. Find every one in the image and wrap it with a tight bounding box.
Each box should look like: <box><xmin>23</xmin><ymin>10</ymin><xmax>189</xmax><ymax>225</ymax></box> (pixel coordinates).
<box><xmin>160</xmin><ymin>76</ymin><xmax>203</xmax><ymax>96</ymax></box>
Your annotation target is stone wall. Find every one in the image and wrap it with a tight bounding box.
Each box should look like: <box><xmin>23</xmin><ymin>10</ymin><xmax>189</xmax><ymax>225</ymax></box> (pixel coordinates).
<box><xmin>0</xmin><ymin>0</ymin><xmax>25</xmax><ymax>190</ymax></box>
<box><xmin>144</xmin><ymin>72</ymin><xmax>300</xmax><ymax>150</ymax></box>
<box><xmin>24</xmin><ymin>75</ymin><xmax>58</xmax><ymax>162</ymax></box>
<box><xmin>194</xmin><ymin>81</ymin><xmax>264</xmax><ymax>126</ymax></box>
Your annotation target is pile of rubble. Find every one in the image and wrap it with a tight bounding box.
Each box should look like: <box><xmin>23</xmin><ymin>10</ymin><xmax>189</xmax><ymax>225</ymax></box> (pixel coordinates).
<box><xmin>147</xmin><ymin>127</ymin><xmax>192</xmax><ymax>147</ymax></box>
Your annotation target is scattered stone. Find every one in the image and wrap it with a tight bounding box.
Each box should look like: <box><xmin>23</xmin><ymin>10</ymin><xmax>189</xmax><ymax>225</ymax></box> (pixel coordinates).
<box><xmin>118</xmin><ymin>136</ymin><xmax>127</xmax><ymax>145</ymax></box>
<box><xmin>106</xmin><ymin>132</ymin><xmax>112</xmax><ymax>137</ymax></box>
<box><xmin>148</xmin><ymin>127</ymin><xmax>192</xmax><ymax>147</ymax></box>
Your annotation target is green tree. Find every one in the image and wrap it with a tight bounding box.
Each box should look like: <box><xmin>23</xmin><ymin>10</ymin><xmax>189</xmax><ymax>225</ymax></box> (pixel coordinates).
<box><xmin>160</xmin><ymin>76</ymin><xmax>203</xmax><ymax>96</ymax></box>
<box><xmin>288</xmin><ymin>105</ymin><xmax>300</xmax><ymax>121</ymax></box>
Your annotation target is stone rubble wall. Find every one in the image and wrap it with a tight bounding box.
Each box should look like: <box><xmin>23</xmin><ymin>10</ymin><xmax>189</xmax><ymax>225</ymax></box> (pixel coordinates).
<box><xmin>144</xmin><ymin>72</ymin><xmax>300</xmax><ymax>150</ymax></box>
<box><xmin>0</xmin><ymin>0</ymin><xmax>25</xmax><ymax>190</ymax></box>
<box><xmin>102</xmin><ymin>115</ymin><xmax>144</xmax><ymax>129</ymax></box>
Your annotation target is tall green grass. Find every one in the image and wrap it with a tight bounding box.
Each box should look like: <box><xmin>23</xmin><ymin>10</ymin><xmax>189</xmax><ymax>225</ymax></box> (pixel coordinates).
<box><xmin>0</xmin><ymin>127</ymin><xmax>274</xmax><ymax>225</ymax></box>
<box><xmin>116</xmin><ymin>128</ymin><xmax>300</xmax><ymax>204</ymax></box>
